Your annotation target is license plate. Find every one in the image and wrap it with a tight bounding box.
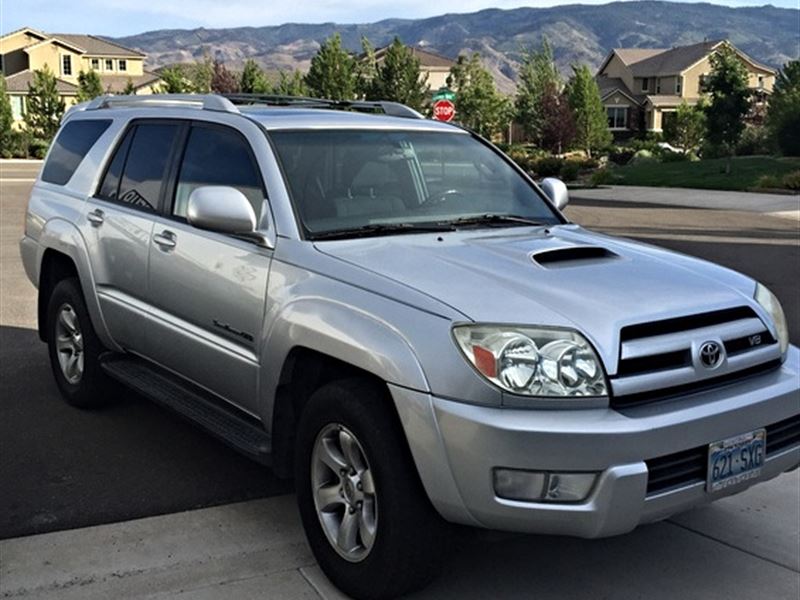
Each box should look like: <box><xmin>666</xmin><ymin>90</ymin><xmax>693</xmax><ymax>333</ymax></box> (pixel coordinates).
<box><xmin>707</xmin><ymin>429</ymin><xmax>765</xmax><ymax>493</ymax></box>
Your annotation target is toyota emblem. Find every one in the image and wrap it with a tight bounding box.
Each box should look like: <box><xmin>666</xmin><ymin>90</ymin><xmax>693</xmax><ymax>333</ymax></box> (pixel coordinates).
<box><xmin>698</xmin><ymin>341</ymin><xmax>724</xmax><ymax>369</ymax></box>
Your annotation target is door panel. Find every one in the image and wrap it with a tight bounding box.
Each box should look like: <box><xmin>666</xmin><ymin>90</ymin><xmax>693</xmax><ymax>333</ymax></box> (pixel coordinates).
<box><xmin>146</xmin><ymin>221</ymin><xmax>271</xmax><ymax>413</ymax></box>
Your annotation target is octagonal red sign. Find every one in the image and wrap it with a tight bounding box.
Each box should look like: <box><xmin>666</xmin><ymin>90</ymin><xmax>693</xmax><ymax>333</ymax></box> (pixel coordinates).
<box><xmin>432</xmin><ymin>99</ymin><xmax>455</xmax><ymax>122</ymax></box>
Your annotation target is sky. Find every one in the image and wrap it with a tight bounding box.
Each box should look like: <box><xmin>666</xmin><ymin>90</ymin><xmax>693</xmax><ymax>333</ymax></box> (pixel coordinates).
<box><xmin>3</xmin><ymin>0</ymin><xmax>798</xmax><ymax>37</ymax></box>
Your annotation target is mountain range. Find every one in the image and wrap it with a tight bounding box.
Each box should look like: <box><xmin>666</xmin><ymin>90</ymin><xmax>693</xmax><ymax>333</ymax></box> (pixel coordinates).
<box><xmin>113</xmin><ymin>1</ymin><xmax>800</xmax><ymax>93</ymax></box>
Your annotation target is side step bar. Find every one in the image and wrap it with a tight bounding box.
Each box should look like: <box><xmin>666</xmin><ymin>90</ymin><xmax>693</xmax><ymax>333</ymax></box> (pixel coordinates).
<box><xmin>101</xmin><ymin>354</ymin><xmax>272</xmax><ymax>465</ymax></box>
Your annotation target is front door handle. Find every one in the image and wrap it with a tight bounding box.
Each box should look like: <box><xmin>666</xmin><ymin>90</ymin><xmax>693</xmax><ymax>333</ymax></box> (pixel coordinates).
<box><xmin>153</xmin><ymin>230</ymin><xmax>177</xmax><ymax>250</ymax></box>
<box><xmin>87</xmin><ymin>209</ymin><xmax>104</xmax><ymax>226</ymax></box>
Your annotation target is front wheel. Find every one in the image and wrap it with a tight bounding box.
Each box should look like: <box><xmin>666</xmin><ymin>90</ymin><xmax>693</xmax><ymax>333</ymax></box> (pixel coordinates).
<box><xmin>295</xmin><ymin>378</ymin><xmax>447</xmax><ymax>600</ymax></box>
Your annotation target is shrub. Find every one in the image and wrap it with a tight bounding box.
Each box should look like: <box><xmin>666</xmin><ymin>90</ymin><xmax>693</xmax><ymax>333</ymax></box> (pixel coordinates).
<box><xmin>629</xmin><ymin>149</ymin><xmax>658</xmax><ymax>165</ymax></box>
<box><xmin>590</xmin><ymin>168</ymin><xmax>619</xmax><ymax>186</ymax></box>
<box><xmin>560</xmin><ymin>161</ymin><xmax>581</xmax><ymax>181</ymax></box>
<box><xmin>782</xmin><ymin>170</ymin><xmax>800</xmax><ymax>190</ymax></box>
<box><xmin>608</xmin><ymin>147</ymin><xmax>636</xmax><ymax>166</ymax></box>
<box><xmin>736</xmin><ymin>126</ymin><xmax>772</xmax><ymax>156</ymax></box>
<box><xmin>29</xmin><ymin>138</ymin><xmax>50</xmax><ymax>159</ymax></box>
<box><xmin>532</xmin><ymin>156</ymin><xmax>565</xmax><ymax>177</ymax></box>
<box><xmin>756</xmin><ymin>174</ymin><xmax>782</xmax><ymax>189</ymax></box>
<box><xmin>661</xmin><ymin>150</ymin><xmax>690</xmax><ymax>163</ymax></box>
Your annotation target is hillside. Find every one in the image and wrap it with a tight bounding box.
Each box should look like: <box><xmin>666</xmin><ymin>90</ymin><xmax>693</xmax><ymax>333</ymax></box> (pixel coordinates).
<box><xmin>113</xmin><ymin>1</ymin><xmax>800</xmax><ymax>93</ymax></box>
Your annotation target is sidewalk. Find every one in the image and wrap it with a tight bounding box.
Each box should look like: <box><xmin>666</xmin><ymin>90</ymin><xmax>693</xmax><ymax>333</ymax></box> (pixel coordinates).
<box><xmin>572</xmin><ymin>185</ymin><xmax>800</xmax><ymax>220</ymax></box>
<box><xmin>2</xmin><ymin>471</ymin><xmax>798</xmax><ymax>600</ymax></box>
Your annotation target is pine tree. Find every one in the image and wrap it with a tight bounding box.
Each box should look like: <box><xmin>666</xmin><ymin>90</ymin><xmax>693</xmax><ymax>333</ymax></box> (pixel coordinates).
<box><xmin>122</xmin><ymin>78</ymin><xmax>137</xmax><ymax>95</ymax></box>
<box><xmin>273</xmin><ymin>70</ymin><xmax>309</xmax><ymax>96</ymax></box>
<box><xmin>76</xmin><ymin>70</ymin><xmax>104</xmax><ymax>102</ymax></box>
<box><xmin>0</xmin><ymin>75</ymin><xmax>17</xmax><ymax>157</ymax></box>
<box><xmin>356</xmin><ymin>37</ymin><xmax>378</xmax><ymax>99</ymax></box>
<box><xmin>566</xmin><ymin>64</ymin><xmax>611</xmax><ymax>156</ymax></box>
<box><xmin>367</xmin><ymin>38</ymin><xmax>428</xmax><ymax>111</ymax></box>
<box><xmin>211</xmin><ymin>59</ymin><xmax>239</xmax><ymax>94</ymax></box>
<box><xmin>305</xmin><ymin>33</ymin><xmax>357</xmax><ymax>100</ymax></box>
<box><xmin>239</xmin><ymin>59</ymin><xmax>270</xmax><ymax>94</ymax></box>
<box><xmin>189</xmin><ymin>57</ymin><xmax>214</xmax><ymax>94</ymax></box>
<box><xmin>24</xmin><ymin>66</ymin><xmax>65</xmax><ymax>141</ymax></box>
<box><xmin>765</xmin><ymin>59</ymin><xmax>800</xmax><ymax>156</ymax></box>
<box><xmin>447</xmin><ymin>53</ymin><xmax>513</xmax><ymax>138</ymax></box>
<box><xmin>704</xmin><ymin>44</ymin><xmax>751</xmax><ymax>171</ymax></box>
<box><xmin>515</xmin><ymin>38</ymin><xmax>562</xmax><ymax>144</ymax></box>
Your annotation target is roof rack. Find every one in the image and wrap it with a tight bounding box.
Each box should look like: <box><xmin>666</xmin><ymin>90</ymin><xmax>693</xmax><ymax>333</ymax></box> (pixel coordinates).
<box><xmin>84</xmin><ymin>94</ymin><xmax>239</xmax><ymax>113</ymax></box>
<box><xmin>222</xmin><ymin>94</ymin><xmax>425</xmax><ymax>120</ymax></box>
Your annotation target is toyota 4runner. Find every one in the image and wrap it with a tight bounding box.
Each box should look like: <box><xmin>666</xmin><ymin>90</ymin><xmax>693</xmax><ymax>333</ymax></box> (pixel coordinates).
<box><xmin>20</xmin><ymin>94</ymin><xmax>800</xmax><ymax>600</ymax></box>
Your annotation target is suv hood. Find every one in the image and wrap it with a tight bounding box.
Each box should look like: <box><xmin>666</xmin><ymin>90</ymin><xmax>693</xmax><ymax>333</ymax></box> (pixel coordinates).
<box><xmin>315</xmin><ymin>225</ymin><xmax>757</xmax><ymax>373</ymax></box>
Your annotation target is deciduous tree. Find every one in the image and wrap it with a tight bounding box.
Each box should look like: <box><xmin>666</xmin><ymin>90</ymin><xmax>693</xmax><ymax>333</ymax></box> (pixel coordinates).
<box><xmin>156</xmin><ymin>65</ymin><xmax>192</xmax><ymax>94</ymax></box>
<box><xmin>663</xmin><ymin>100</ymin><xmax>706</xmax><ymax>154</ymax></box>
<box><xmin>566</xmin><ymin>64</ymin><xmax>611</xmax><ymax>156</ymax></box>
<box><xmin>211</xmin><ymin>59</ymin><xmax>240</xmax><ymax>94</ymax></box>
<box><xmin>704</xmin><ymin>44</ymin><xmax>751</xmax><ymax>171</ymax></box>
<box><xmin>305</xmin><ymin>33</ymin><xmax>357</xmax><ymax>100</ymax></box>
<box><xmin>515</xmin><ymin>38</ymin><xmax>562</xmax><ymax>143</ymax></box>
<box><xmin>538</xmin><ymin>82</ymin><xmax>575</xmax><ymax>154</ymax></box>
<box><xmin>24</xmin><ymin>66</ymin><xmax>65</xmax><ymax>141</ymax></box>
<box><xmin>447</xmin><ymin>53</ymin><xmax>513</xmax><ymax>138</ymax></box>
<box><xmin>0</xmin><ymin>75</ymin><xmax>17</xmax><ymax>156</ymax></box>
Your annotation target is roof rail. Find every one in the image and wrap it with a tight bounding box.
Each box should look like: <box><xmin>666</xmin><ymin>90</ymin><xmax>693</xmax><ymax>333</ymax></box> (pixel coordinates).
<box><xmin>222</xmin><ymin>94</ymin><xmax>425</xmax><ymax>120</ymax></box>
<box><xmin>84</xmin><ymin>94</ymin><xmax>239</xmax><ymax>114</ymax></box>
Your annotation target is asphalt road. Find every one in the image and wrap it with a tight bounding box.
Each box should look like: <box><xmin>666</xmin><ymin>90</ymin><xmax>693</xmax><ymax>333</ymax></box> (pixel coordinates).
<box><xmin>1</xmin><ymin>161</ymin><xmax>798</xmax><ymax>544</ymax></box>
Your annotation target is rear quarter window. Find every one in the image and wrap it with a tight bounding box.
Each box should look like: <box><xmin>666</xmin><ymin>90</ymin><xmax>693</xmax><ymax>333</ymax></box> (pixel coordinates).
<box><xmin>41</xmin><ymin>119</ymin><xmax>112</xmax><ymax>185</ymax></box>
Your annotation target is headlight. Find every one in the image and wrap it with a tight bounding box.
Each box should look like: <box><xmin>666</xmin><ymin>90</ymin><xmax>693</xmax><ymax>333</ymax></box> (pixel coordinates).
<box><xmin>453</xmin><ymin>325</ymin><xmax>608</xmax><ymax>397</ymax></box>
<box><xmin>755</xmin><ymin>283</ymin><xmax>789</xmax><ymax>356</ymax></box>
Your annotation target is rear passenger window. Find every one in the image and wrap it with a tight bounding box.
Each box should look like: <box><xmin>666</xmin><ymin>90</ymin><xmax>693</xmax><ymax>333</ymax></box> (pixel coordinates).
<box><xmin>97</xmin><ymin>122</ymin><xmax>180</xmax><ymax>212</ymax></box>
<box><xmin>173</xmin><ymin>125</ymin><xmax>264</xmax><ymax>220</ymax></box>
<box><xmin>41</xmin><ymin>119</ymin><xmax>111</xmax><ymax>185</ymax></box>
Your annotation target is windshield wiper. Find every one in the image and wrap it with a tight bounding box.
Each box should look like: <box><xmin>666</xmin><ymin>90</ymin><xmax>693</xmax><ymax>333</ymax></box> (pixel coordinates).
<box><xmin>310</xmin><ymin>222</ymin><xmax>455</xmax><ymax>241</ymax></box>
<box><xmin>443</xmin><ymin>214</ymin><xmax>546</xmax><ymax>228</ymax></box>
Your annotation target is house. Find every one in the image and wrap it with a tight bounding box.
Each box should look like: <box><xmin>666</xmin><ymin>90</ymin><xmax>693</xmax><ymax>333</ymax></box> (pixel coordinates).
<box><xmin>370</xmin><ymin>45</ymin><xmax>456</xmax><ymax>92</ymax></box>
<box><xmin>595</xmin><ymin>40</ymin><xmax>776</xmax><ymax>135</ymax></box>
<box><xmin>1</xmin><ymin>26</ymin><xmax>162</xmax><ymax>125</ymax></box>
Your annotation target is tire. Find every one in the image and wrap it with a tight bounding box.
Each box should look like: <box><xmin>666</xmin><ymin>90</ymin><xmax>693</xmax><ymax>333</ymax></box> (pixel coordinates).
<box><xmin>295</xmin><ymin>378</ymin><xmax>447</xmax><ymax>600</ymax></box>
<box><xmin>46</xmin><ymin>277</ymin><xmax>111</xmax><ymax>408</ymax></box>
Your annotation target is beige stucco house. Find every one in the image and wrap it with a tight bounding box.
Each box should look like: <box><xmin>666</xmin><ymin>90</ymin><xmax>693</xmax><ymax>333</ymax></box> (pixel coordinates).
<box><xmin>1</xmin><ymin>26</ymin><xmax>162</xmax><ymax>125</ymax></box>
<box><xmin>595</xmin><ymin>40</ymin><xmax>776</xmax><ymax>135</ymax></box>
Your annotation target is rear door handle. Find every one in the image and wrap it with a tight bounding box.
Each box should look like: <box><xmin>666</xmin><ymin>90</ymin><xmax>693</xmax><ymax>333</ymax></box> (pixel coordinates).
<box><xmin>87</xmin><ymin>209</ymin><xmax>104</xmax><ymax>226</ymax></box>
<box><xmin>153</xmin><ymin>230</ymin><xmax>177</xmax><ymax>250</ymax></box>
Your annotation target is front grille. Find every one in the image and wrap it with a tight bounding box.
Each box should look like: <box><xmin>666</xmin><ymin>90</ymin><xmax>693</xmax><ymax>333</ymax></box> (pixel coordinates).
<box><xmin>645</xmin><ymin>413</ymin><xmax>800</xmax><ymax>496</ymax></box>
<box><xmin>612</xmin><ymin>306</ymin><xmax>778</xmax><ymax>407</ymax></box>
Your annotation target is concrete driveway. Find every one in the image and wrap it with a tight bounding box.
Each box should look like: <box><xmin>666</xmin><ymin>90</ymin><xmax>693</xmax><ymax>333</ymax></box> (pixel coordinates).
<box><xmin>1</xmin><ymin>162</ymin><xmax>798</xmax><ymax>599</ymax></box>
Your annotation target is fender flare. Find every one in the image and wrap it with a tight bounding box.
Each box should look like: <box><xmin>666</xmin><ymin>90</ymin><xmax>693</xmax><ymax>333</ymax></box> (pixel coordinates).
<box><xmin>37</xmin><ymin>218</ymin><xmax>120</xmax><ymax>351</ymax></box>
<box><xmin>259</xmin><ymin>297</ymin><xmax>430</xmax><ymax>426</ymax></box>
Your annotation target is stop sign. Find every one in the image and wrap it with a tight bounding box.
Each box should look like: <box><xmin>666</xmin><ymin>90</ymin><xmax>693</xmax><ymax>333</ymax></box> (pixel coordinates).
<box><xmin>432</xmin><ymin>99</ymin><xmax>455</xmax><ymax>122</ymax></box>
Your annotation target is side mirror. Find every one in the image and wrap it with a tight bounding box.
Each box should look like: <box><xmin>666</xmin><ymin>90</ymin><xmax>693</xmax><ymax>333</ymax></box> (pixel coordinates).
<box><xmin>540</xmin><ymin>177</ymin><xmax>569</xmax><ymax>211</ymax></box>
<box><xmin>187</xmin><ymin>186</ymin><xmax>257</xmax><ymax>234</ymax></box>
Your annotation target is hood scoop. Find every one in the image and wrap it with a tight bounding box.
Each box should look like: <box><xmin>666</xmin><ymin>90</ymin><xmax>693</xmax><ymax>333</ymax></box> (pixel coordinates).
<box><xmin>531</xmin><ymin>245</ymin><xmax>620</xmax><ymax>268</ymax></box>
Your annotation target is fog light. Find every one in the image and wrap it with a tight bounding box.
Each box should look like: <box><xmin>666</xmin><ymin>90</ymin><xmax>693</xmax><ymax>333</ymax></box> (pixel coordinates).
<box><xmin>493</xmin><ymin>469</ymin><xmax>546</xmax><ymax>501</ymax></box>
<box><xmin>493</xmin><ymin>469</ymin><xmax>596</xmax><ymax>502</ymax></box>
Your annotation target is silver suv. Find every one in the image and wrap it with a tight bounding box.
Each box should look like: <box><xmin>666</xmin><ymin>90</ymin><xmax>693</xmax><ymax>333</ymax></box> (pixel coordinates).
<box><xmin>20</xmin><ymin>94</ymin><xmax>800</xmax><ymax>599</ymax></box>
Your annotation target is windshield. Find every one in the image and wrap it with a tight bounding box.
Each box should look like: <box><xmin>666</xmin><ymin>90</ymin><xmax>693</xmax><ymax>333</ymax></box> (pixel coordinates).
<box><xmin>269</xmin><ymin>129</ymin><xmax>562</xmax><ymax>238</ymax></box>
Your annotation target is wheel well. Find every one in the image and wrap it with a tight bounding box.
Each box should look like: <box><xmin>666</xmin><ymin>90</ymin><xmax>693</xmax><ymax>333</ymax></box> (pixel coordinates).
<box><xmin>38</xmin><ymin>250</ymin><xmax>79</xmax><ymax>342</ymax></box>
<box><xmin>271</xmin><ymin>347</ymin><xmax>387</xmax><ymax>479</ymax></box>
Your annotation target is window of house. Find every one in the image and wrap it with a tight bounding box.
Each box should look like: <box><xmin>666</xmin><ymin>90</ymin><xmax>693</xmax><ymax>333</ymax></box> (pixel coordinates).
<box><xmin>699</xmin><ymin>74</ymin><xmax>708</xmax><ymax>92</ymax></box>
<box><xmin>98</xmin><ymin>123</ymin><xmax>181</xmax><ymax>212</ymax></box>
<box><xmin>42</xmin><ymin>120</ymin><xmax>112</xmax><ymax>185</ymax></box>
<box><xmin>0</xmin><ymin>54</ymin><xmax>4</xmax><ymax>74</ymax></box>
<box><xmin>173</xmin><ymin>124</ymin><xmax>264</xmax><ymax>220</ymax></box>
<box><xmin>656</xmin><ymin>78</ymin><xmax>661</xmax><ymax>94</ymax></box>
<box><xmin>105</xmin><ymin>58</ymin><xmax>114</xmax><ymax>71</ymax></box>
<box><xmin>676</xmin><ymin>76</ymin><xmax>683</xmax><ymax>95</ymax></box>
<box><xmin>758</xmin><ymin>75</ymin><xmax>764</xmax><ymax>89</ymax></box>
<box><xmin>90</xmin><ymin>58</ymin><xmax>100</xmax><ymax>70</ymax></box>
<box><xmin>10</xmin><ymin>96</ymin><xmax>24</xmax><ymax>120</ymax></box>
<box><xmin>606</xmin><ymin>107</ymin><xmax>627</xmax><ymax>130</ymax></box>
<box><xmin>641</xmin><ymin>77</ymin><xmax>648</xmax><ymax>92</ymax></box>
<box><xmin>62</xmin><ymin>54</ymin><xmax>72</xmax><ymax>76</ymax></box>
<box><xmin>118</xmin><ymin>59</ymin><xmax>127</xmax><ymax>72</ymax></box>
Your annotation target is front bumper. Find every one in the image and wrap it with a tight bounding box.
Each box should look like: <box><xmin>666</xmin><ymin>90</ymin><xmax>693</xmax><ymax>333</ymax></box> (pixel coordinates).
<box><xmin>391</xmin><ymin>345</ymin><xmax>800</xmax><ymax>538</ymax></box>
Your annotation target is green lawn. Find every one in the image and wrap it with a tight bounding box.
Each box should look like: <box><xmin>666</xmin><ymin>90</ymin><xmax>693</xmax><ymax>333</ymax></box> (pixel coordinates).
<box><xmin>611</xmin><ymin>156</ymin><xmax>800</xmax><ymax>192</ymax></box>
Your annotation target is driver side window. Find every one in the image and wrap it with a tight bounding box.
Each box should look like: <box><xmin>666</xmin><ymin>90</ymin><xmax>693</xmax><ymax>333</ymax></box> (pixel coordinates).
<box><xmin>173</xmin><ymin>124</ymin><xmax>265</xmax><ymax>223</ymax></box>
